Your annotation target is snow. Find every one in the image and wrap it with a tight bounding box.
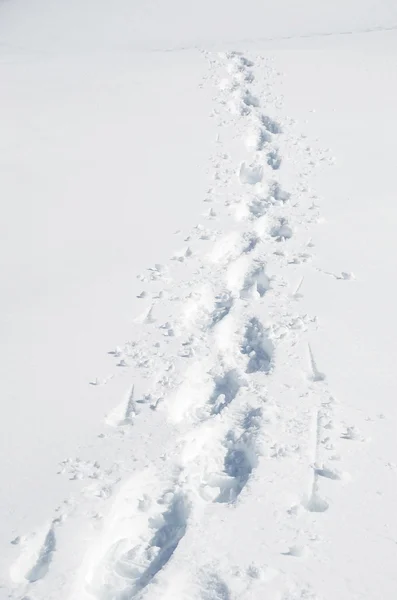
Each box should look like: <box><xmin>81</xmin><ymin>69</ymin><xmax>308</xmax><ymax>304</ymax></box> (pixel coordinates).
<box><xmin>0</xmin><ymin>41</ymin><xmax>213</xmax><ymax>557</ymax></box>
<box><xmin>1</xmin><ymin>1</ymin><xmax>397</xmax><ymax>599</ymax></box>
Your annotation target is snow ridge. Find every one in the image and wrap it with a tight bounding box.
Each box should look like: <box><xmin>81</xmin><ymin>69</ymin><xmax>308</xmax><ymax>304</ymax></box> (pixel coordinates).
<box><xmin>8</xmin><ymin>52</ymin><xmax>362</xmax><ymax>600</ymax></box>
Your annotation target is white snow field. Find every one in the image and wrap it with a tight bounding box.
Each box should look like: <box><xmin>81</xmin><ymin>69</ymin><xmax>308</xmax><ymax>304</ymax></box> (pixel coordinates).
<box><xmin>1</xmin><ymin>1</ymin><xmax>397</xmax><ymax>599</ymax></box>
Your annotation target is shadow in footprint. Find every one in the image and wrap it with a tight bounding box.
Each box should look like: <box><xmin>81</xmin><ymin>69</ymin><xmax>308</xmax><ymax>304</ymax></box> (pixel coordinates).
<box><xmin>26</xmin><ymin>528</ymin><xmax>56</xmax><ymax>583</ymax></box>
<box><xmin>209</xmin><ymin>370</ymin><xmax>241</xmax><ymax>415</ymax></box>
<box><xmin>243</xmin><ymin>235</ymin><xmax>260</xmax><ymax>254</ymax></box>
<box><xmin>268</xmin><ymin>181</ymin><xmax>290</xmax><ymax>203</ymax></box>
<box><xmin>93</xmin><ymin>493</ymin><xmax>189</xmax><ymax>599</ymax></box>
<box><xmin>210</xmin><ymin>406</ymin><xmax>262</xmax><ymax>504</ymax></box>
<box><xmin>211</xmin><ymin>294</ymin><xmax>233</xmax><ymax>327</ymax></box>
<box><xmin>242</xmin><ymin>406</ymin><xmax>262</xmax><ymax>431</ymax></box>
<box><xmin>270</xmin><ymin>218</ymin><xmax>293</xmax><ymax>241</ymax></box>
<box><xmin>137</xmin><ymin>494</ymin><xmax>188</xmax><ymax>591</ymax></box>
<box><xmin>241</xmin><ymin>265</ymin><xmax>270</xmax><ymax>299</ymax></box>
<box><xmin>241</xmin><ymin>318</ymin><xmax>273</xmax><ymax>373</ymax></box>
<box><xmin>217</xmin><ymin>446</ymin><xmax>253</xmax><ymax>503</ymax></box>
<box><xmin>239</xmin><ymin>162</ymin><xmax>263</xmax><ymax>185</ymax></box>
<box><xmin>267</xmin><ymin>149</ymin><xmax>282</xmax><ymax>170</ymax></box>
<box><xmin>261</xmin><ymin>114</ymin><xmax>282</xmax><ymax>134</ymax></box>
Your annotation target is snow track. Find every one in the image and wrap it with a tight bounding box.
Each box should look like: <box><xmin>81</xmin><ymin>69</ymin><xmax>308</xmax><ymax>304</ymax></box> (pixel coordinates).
<box><xmin>8</xmin><ymin>51</ymin><xmax>364</xmax><ymax>600</ymax></box>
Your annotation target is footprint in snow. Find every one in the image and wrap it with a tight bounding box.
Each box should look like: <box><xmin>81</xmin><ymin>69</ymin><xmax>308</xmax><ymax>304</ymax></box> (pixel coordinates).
<box><xmin>85</xmin><ymin>477</ymin><xmax>190</xmax><ymax>600</ymax></box>
<box><xmin>241</xmin><ymin>317</ymin><xmax>273</xmax><ymax>374</ymax></box>
<box><xmin>270</xmin><ymin>218</ymin><xmax>293</xmax><ymax>241</ymax></box>
<box><xmin>10</xmin><ymin>525</ymin><xmax>57</xmax><ymax>584</ymax></box>
<box><xmin>245</xmin><ymin>127</ymin><xmax>271</xmax><ymax>152</ymax></box>
<box><xmin>201</xmin><ymin>405</ymin><xmax>264</xmax><ymax>504</ymax></box>
<box><xmin>261</xmin><ymin>113</ymin><xmax>283</xmax><ymax>135</ymax></box>
<box><xmin>267</xmin><ymin>148</ymin><xmax>282</xmax><ymax>170</ymax></box>
<box><xmin>239</xmin><ymin>162</ymin><xmax>263</xmax><ymax>185</ymax></box>
<box><xmin>240</xmin><ymin>264</ymin><xmax>270</xmax><ymax>299</ymax></box>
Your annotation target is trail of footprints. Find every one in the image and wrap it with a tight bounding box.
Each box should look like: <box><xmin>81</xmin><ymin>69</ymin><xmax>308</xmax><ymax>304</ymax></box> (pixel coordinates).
<box><xmin>10</xmin><ymin>52</ymin><xmax>361</xmax><ymax>600</ymax></box>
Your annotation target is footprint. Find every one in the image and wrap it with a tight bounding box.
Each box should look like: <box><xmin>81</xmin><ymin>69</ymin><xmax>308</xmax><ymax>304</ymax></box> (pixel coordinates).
<box><xmin>239</xmin><ymin>162</ymin><xmax>263</xmax><ymax>185</ymax></box>
<box><xmin>209</xmin><ymin>369</ymin><xmax>242</xmax><ymax>415</ymax></box>
<box><xmin>209</xmin><ymin>231</ymin><xmax>258</xmax><ymax>265</ymax></box>
<box><xmin>240</xmin><ymin>264</ymin><xmax>270</xmax><ymax>299</ymax></box>
<box><xmin>10</xmin><ymin>525</ymin><xmax>56</xmax><ymax>584</ymax></box>
<box><xmin>210</xmin><ymin>293</ymin><xmax>234</xmax><ymax>327</ymax></box>
<box><xmin>245</xmin><ymin>127</ymin><xmax>271</xmax><ymax>152</ymax></box>
<box><xmin>226</xmin><ymin>256</ymin><xmax>270</xmax><ymax>299</ymax></box>
<box><xmin>270</xmin><ymin>218</ymin><xmax>293</xmax><ymax>241</ymax></box>
<box><xmin>242</xmin><ymin>233</ymin><xmax>260</xmax><ymax>254</ymax></box>
<box><xmin>225</xmin><ymin>52</ymin><xmax>254</xmax><ymax>71</ymax></box>
<box><xmin>194</xmin><ymin>405</ymin><xmax>263</xmax><ymax>505</ymax></box>
<box><xmin>227</xmin><ymin>89</ymin><xmax>259</xmax><ymax>116</ymax></box>
<box><xmin>215</xmin><ymin>407</ymin><xmax>263</xmax><ymax>503</ymax></box>
<box><xmin>167</xmin><ymin>362</ymin><xmax>216</xmax><ymax>423</ymax></box>
<box><xmin>216</xmin><ymin>443</ymin><xmax>253</xmax><ymax>503</ymax></box>
<box><xmin>241</xmin><ymin>318</ymin><xmax>273</xmax><ymax>373</ymax></box>
<box><xmin>241</xmin><ymin>89</ymin><xmax>259</xmax><ymax>108</ymax></box>
<box><xmin>234</xmin><ymin>54</ymin><xmax>254</xmax><ymax>68</ymax></box>
<box><xmin>224</xmin><ymin>53</ymin><xmax>255</xmax><ymax>85</ymax></box>
<box><xmin>261</xmin><ymin>114</ymin><xmax>282</xmax><ymax>135</ymax></box>
<box><xmin>268</xmin><ymin>181</ymin><xmax>290</xmax><ymax>203</ymax></box>
<box><xmin>267</xmin><ymin>148</ymin><xmax>282</xmax><ymax>170</ymax></box>
<box><xmin>86</xmin><ymin>480</ymin><xmax>189</xmax><ymax>599</ymax></box>
<box><xmin>247</xmin><ymin>196</ymin><xmax>269</xmax><ymax>219</ymax></box>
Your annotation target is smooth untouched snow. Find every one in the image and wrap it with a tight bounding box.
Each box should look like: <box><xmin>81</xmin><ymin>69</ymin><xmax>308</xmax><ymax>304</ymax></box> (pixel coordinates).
<box><xmin>1</xmin><ymin>2</ymin><xmax>397</xmax><ymax>600</ymax></box>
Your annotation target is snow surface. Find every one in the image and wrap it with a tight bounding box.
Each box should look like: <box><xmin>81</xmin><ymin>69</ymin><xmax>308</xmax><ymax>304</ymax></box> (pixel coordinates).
<box><xmin>1</xmin><ymin>1</ymin><xmax>397</xmax><ymax>599</ymax></box>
